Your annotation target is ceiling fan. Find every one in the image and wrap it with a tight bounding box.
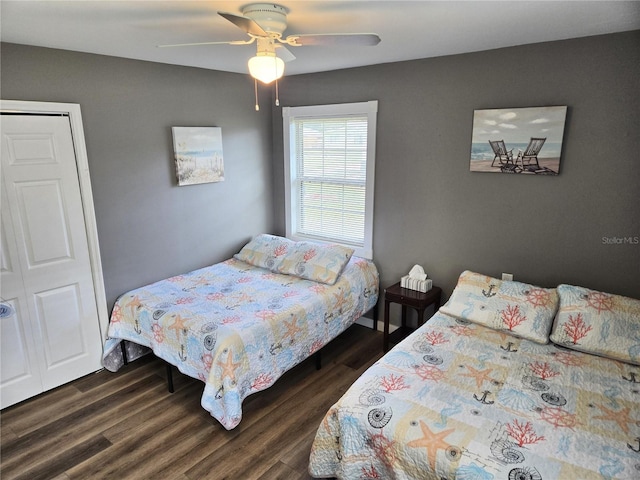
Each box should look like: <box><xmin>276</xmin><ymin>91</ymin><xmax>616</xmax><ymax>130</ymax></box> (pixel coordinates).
<box><xmin>160</xmin><ymin>3</ymin><xmax>381</xmax><ymax>89</ymax></box>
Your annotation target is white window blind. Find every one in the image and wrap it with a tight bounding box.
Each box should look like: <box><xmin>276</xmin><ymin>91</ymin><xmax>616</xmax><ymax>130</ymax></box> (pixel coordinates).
<box><xmin>283</xmin><ymin>101</ymin><xmax>377</xmax><ymax>259</ymax></box>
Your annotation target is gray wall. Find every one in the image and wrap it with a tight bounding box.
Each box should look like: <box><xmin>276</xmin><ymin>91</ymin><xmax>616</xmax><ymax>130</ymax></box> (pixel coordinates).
<box><xmin>1</xmin><ymin>43</ymin><xmax>275</xmax><ymax>308</ymax></box>
<box><xmin>272</xmin><ymin>30</ymin><xmax>640</xmax><ymax>301</ymax></box>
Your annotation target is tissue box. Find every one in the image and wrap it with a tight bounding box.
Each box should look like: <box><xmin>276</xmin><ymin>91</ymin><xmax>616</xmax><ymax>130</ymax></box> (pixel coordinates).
<box><xmin>400</xmin><ymin>275</ymin><xmax>433</xmax><ymax>293</ymax></box>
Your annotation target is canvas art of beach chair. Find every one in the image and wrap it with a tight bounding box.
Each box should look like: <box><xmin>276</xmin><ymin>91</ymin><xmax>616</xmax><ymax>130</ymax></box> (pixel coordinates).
<box><xmin>516</xmin><ymin>137</ymin><xmax>546</xmax><ymax>170</ymax></box>
<box><xmin>489</xmin><ymin>139</ymin><xmax>514</xmax><ymax>167</ymax></box>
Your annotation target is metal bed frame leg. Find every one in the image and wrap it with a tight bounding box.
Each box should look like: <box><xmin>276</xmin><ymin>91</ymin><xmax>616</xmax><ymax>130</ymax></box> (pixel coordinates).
<box><xmin>373</xmin><ymin>303</ymin><xmax>379</xmax><ymax>330</ymax></box>
<box><xmin>312</xmin><ymin>300</ymin><xmax>378</xmax><ymax>371</ymax></box>
<box><xmin>120</xmin><ymin>339</ymin><xmax>174</xmax><ymax>393</ymax></box>
<box><xmin>120</xmin><ymin>341</ymin><xmax>128</xmax><ymax>365</ymax></box>
<box><xmin>166</xmin><ymin>363</ymin><xmax>175</xmax><ymax>393</ymax></box>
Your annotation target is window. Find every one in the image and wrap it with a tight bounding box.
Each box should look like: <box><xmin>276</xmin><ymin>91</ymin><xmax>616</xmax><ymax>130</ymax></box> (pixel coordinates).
<box><xmin>283</xmin><ymin>101</ymin><xmax>377</xmax><ymax>259</ymax></box>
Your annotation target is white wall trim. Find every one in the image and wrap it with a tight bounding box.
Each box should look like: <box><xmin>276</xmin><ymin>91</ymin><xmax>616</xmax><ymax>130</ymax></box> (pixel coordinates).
<box><xmin>1</xmin><ymin>99</ymin><xmax>110</xmax><ymax>343</ymax></box>
<box><xmin>355</xmin><ymin>316</ymin><xmax>397</xmax><ymax>333</ymax></box>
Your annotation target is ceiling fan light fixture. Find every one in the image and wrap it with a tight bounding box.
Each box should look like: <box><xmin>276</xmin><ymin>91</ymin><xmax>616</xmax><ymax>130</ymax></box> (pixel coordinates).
<box><xmin>248</xmin><ymin>54</ymin><xmax>285</xmax><ymax>84</ymax></box>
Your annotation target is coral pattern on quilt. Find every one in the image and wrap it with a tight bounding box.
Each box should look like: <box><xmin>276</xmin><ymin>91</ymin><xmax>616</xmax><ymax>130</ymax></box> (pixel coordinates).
<box><xmin>102</xmin><ymin>256</ymin><xmax>378</xmax><ymax>430</ymax></box>
<box><xmin>309</xmin><ymin>312</ymin><xmax>640</xmax><ymax>479</ymax></box>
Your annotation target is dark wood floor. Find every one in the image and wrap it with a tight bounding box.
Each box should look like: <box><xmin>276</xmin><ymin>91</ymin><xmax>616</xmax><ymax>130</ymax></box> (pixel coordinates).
<box><xmin>1</xmin><ymin>324</ymin><xmax>384</xmax><ymax>480</ymax></box>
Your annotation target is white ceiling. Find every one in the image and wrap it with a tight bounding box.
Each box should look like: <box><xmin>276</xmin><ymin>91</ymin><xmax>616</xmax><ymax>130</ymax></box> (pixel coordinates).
<box><xmin>2</xmin><ymin>1</ymin><xmax>639</xmax><ymax>77</ymax></box>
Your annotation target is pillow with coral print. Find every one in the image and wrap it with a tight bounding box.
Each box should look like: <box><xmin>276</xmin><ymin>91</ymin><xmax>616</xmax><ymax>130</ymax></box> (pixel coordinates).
<box><xmin>234</xmin><ymin>234</ymin><xmax>294</xmax><ymax>272</ymax></box>
<box><xmin>278</xmin><ymin>241</ymin><xmax>354</xmax><ymax>285</ymax></box>
<box><xmin>550</xmin><ymin>284</ymin><xmax>640</xmax><ymax>365</ymax></box>
<box><xmin>440</xmin><ymin>271</ymin><xmax>559</xmax><ymax>344</ymax></box>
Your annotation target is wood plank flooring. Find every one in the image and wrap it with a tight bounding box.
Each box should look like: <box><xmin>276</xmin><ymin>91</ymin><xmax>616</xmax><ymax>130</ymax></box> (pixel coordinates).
<box><xmin>1</xmin><ymin>324</ymin><xmax>384</xmax><ymax>480</ymax></box>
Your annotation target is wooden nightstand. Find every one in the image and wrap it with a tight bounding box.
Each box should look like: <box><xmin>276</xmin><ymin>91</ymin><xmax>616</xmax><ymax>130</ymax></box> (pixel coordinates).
<box><xmin>383</xmin><ymin>282</ymin><xmax>442</xmax><ymax>352</ymax></box>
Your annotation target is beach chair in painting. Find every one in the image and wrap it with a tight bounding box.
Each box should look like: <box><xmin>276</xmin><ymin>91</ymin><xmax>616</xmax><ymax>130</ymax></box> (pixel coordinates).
<box><xmin>489</xmin><ymin>140</ymin><xmax>514</xmax><ymax>167</ymax></box>
<box><xmin>516</xmin><ymin>137</ymin><xmax>546</xmax><ymax>169</ymax></box>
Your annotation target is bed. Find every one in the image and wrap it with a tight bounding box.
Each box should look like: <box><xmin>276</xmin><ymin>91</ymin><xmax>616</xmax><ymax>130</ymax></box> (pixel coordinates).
<box><xmin>102</xmin><ymin>234</ymin><xmax>379</xmax><ymax>430</ymax></box>
<box><xmin>309</xmin><ymin>271</ymin><xmax>640</xmax><ymax>479</ymax></box>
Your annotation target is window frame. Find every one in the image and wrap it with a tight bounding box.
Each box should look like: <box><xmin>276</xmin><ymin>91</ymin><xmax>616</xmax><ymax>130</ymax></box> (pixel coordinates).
<box><xmin>282</xmin><ymin>100</ymin><xmax>377</xmax><ymax>259</ymax></box>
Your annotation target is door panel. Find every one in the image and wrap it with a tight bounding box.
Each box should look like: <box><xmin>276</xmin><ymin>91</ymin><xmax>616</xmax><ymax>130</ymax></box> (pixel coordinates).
<box><xmin>5</xmin><ymin>132</ymin><xmax>57</xmax><ymax>166</ymax></box>
<box><xmin>15</xmin><ymin>179</ymin><xmax>72</xmax><ymax>265</ymax></box>
<box><xmin>35</xmin><ymin>284</ymin><xmax>85</xmax><ymax>367</ymax></box>
<box><xmin>1</xmin><ymin>114</ymin><xmax>103</xmax><ymax>408</ymax></box>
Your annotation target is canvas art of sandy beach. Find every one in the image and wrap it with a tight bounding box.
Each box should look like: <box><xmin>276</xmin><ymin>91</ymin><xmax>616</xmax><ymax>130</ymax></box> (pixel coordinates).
<box><xmin>470</xmin><ymin>106</ymin><xmax>567</xmax><ymax>175</ymax></box>
<box><xmin>172</xmin><ymin>126</ymin><xmax>224</xmax><ymax>186</ymax></box>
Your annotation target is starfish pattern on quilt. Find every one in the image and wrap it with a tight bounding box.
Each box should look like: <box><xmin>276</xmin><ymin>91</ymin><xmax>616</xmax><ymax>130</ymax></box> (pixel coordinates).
<box><xmin>332</xmin><ymin>290</ymin><xmax>349</xmax><ymax>312</ymax></box>
<box><xmin>407</xmin><ymin>420</ymin><xmax>455</xmax><ymax>471</ymax></box>
<box><xmin>125</xmin><ymin>295</ymin><xmax>142</xmax><ymax>314</ymax></box>
<box><xmin>283</xmin><ymin>316</ymin><xmax>302</xmax><ymax>341</ymax></box>
<box><xmin>168</xmin><ymin>314</ymin><xmax>188</xmax><ymax>337</ymax></box>
<box><xmin>592</xmin><ymin>403</ymin><xmax>635</xmax><ymax>434</ymax></box>
<box><xmin>459</xmin><ymin>365</ymin><xmax>495</xmax><ymax>388</ymax></box>
<box><xmin>217</xmin><ymin>350</ymin><xmax>240</xmax><ymax>383</ymax></box>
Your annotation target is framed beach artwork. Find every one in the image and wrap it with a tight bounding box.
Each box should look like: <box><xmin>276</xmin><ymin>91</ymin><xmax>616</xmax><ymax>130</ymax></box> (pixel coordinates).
<box><xmin>470</xmin><ymin>106</ymin><xmax>567</xmax><ymax>175</ymax></box>
<box><xmin>172</xmin><ymin>126</ymin><xmax>224</xmax><ymax>186</ymax></box>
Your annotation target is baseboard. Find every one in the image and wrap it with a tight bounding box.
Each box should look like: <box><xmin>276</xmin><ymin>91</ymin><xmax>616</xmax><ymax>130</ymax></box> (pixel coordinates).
<box><xmin>355</xmin><ymin>316</ymin><xmax>398</xmax><ymax>333</ymax></box>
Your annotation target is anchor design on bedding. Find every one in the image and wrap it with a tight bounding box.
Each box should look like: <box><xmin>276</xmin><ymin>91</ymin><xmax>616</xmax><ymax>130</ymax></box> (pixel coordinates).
<box><xmin>215</xmin><ymin>385</ymin><xmax>224</xmax><ymax>400</ymax></box>
<box><xmin>324</xmin><ymin>311</ymin><xmax>335</xmax><ymax>324</ymax></box>
<box><xmin>501</xmin><ymin>342</ymin><xmax>518</xmax><ymax>352</ymax></box>
<box><xmin>627</xmin><ymin>437</ymin><xmax>640</xmax><ymax>452</ymax></box>
<box><xmin>474</xmin><ymin>390</ymin><xmax>495</xmax><ymax>405</ymax></box>
<box><xmin>482</xmin><ymin>284</ymin><xmax>497</xmax><ymax>297</ymax></box>
<box><xmin>622</xmin><ymin>372</ymin><xmax>640</xmax><ymax>383</ymax></box>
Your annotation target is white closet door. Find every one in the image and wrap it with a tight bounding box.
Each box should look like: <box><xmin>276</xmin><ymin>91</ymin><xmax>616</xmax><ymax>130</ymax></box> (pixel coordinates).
<box><xmin>1</xmin><ymin>185</ymin><xmax>44</xmax><ymax>406</ymax></box>
<box><xmin>1</xmin><ymin>115</ymin><xmax>103</xmax><ymax>408</ymax></box>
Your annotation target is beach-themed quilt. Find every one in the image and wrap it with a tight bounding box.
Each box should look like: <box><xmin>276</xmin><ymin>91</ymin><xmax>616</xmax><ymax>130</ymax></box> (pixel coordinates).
<box><xmin>102</xmin><ymin>256</ymin><xmax>378</xmax><ymax>430</ymax></box>
<box><xmin>309</xmin><ymin>312</ymin><xmax>640</xmax><ymax>479</ymax></box>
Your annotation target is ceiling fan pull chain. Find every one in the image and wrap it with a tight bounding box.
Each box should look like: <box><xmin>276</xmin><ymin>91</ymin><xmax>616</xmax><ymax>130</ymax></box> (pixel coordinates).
<box><xmin>254</xmin><ymin>78</ymin><xmax>260</xmax><ymax>111</ymax></box>
<box><xmin>275</xmin><ymin>78</ymin><xmax>280</xmax><ymax>107</ymax></box>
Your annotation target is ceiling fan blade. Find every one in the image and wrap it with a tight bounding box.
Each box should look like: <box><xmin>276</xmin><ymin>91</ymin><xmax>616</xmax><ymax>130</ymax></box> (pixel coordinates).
<box><xmin>218</xmin><ymin>11</ymin><xmax>268</xmax><ymax>37</ymax></box>
<box><xmin>275</xmin><ymin>44</ymin><xmax>296</xmax><ymax>63</ymax></box>
<box><xmin>158</xmin><ymin>39</ymin><xmax>253</xmax><ymax>48</ymax></box>
<box><xmin>284</xmin><ymin>33</ymin><xmax>381</xmax><ymax>47</ymax></box>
